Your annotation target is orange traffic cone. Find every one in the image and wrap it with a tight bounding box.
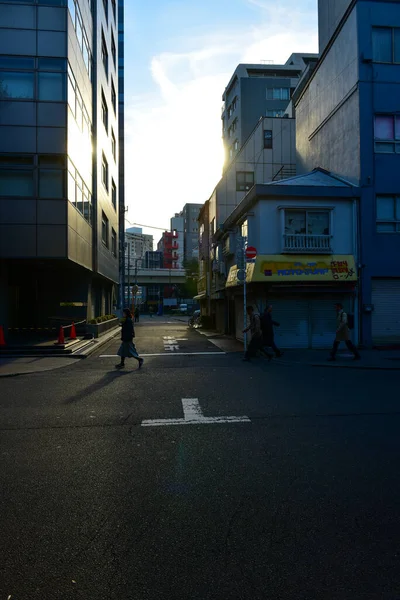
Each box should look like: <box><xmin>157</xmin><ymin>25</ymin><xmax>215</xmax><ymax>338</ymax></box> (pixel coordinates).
<box><xmin>70</xmin><ymin>322</ymin><xmax>77</xmax><ymax>340</ymax></box>
<box><xmin>57</xmin><ymin>326</ymin><xmax>65</xmax><ymax>344</ymax></box>
<box><xmin>0</xmin><ymin>325</ymin><xmax>6</xmax><ymax>347</ymax></box>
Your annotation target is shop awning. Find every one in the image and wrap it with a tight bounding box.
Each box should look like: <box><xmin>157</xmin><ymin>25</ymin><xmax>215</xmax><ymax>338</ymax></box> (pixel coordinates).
<box><xmin>226</xmin><ymin>255</ymin><xmax>357</xmax><ymax>288</ymax></box>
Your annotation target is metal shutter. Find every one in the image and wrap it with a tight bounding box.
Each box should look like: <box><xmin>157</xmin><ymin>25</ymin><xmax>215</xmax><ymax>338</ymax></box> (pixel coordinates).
<box><xmin>372</xmin><ymin>279</ymin><xmax>400</xmax><ymax>345</ymax></box>
<box><xmin>271</xmin><ymin>299</ymin><xmax>310</xmax><ymax>348</ymax></box>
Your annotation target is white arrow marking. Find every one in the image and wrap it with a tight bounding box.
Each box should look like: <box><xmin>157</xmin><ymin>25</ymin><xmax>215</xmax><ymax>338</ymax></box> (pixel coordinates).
<box><xmin>141</xmin><ymin>398</ymin><xmax>250</xmax><ymax>427</ymax></box>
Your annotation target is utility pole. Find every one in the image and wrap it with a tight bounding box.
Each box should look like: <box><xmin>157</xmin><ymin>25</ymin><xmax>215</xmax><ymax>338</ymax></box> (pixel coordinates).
<box><xmin>127</xmin><ymin>243</ymin><xmax>131</xmax><ymax>309</ymax></box>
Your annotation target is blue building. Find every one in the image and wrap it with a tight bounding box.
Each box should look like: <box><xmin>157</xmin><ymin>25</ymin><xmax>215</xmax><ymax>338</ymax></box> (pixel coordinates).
<box><xmin>295</xmin><ymin>0</ymin><xmax>400</xmax><ymax>347</ymax></box>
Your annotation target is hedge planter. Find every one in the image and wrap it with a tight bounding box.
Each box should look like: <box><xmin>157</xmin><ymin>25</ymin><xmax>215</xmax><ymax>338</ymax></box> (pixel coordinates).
<box><xmin>86</xmin><ymin>318</ymin><xmax>119</xmax><ymax>339</ymax></box>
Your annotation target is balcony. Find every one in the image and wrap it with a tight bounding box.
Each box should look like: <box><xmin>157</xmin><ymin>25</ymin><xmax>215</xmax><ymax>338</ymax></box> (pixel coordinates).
<box><xmin>283</xmin><ymin>234</ymin><xmax>333</xmax><ymax>254</ymax></box>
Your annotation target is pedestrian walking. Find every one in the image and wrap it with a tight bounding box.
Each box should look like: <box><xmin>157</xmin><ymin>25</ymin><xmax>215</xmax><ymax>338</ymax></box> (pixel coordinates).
<box><xmin>260</xmin><ymin>305</ymin><xmax>284</xmax><ymax>358</ymax></box>
<box><xmin>328</xmin><ymin>303</ymin><xmax>360</xmax><ymax>361</ymax></box>
<box><xmin>242</xmin><ymin>305</ymin><xmax>263</xmax><ymax>361</ymax></box>
<box><xmin>134</xmin><ymin>306</ymin><xmax>140</xmax><ymax>323</ymax></box>
<box><xmin>115</xmin><ymin>308</ymin><xmax>144</xmax><ymax>370</ymax></box>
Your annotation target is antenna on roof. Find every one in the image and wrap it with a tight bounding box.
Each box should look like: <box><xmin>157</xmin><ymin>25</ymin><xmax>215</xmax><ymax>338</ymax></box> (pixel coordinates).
<box><xmin>260</xmin><ymin>59</ymin><xmax>273</xmax><ymax>64</ymax></box>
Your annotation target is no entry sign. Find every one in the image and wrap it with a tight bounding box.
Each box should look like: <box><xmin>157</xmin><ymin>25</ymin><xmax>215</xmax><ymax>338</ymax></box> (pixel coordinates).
<box><xmin>245</xmin><ymin>246</ymin><xmax>257</xmax><ymax>260</ymax></box>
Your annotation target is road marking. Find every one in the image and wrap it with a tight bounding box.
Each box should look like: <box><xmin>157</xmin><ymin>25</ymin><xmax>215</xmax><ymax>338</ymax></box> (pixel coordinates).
<box><xmin>141</xmin><ymin>398</ymin><xmax>250</xmax><ymax>427</ymax></box>
<box><xmin>99</xmin><ymin>352</ymin><xmax>226</xmax><ymax>357</ymax></box>
<box><xmin>163</xmin><ymin>335</ymin><xmax>179</xmax><ymax>351</ymax></box>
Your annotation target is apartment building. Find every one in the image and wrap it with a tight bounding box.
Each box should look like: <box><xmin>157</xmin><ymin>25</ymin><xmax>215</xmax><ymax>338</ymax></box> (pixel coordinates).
<box><xmin>0</xmin><ymin>0</ymin><xmax>123</xmax><ymax>331</ymax></box>
<box><xmin>157</xmin><ymin>231</ymin><xmax>180</xmax><ymax>270</ymax></box>
<box><xmin>171</xmin><ymin>203</ymin><xmax>203</xmax><ymax>264</ymax></box>
<box><xmin>221</xmin><ymin>53</ymin><xmax>318</xmax><ymax>168</ymax></box>
<box><xmin>125</xmin><ymin>227</ymin><xmax>153</xmax><ymax>263</ymax></box>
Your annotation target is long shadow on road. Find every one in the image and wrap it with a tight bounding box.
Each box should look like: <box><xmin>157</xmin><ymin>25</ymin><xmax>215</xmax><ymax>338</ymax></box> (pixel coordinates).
<box><xmin>63</xmin><ymin>369</ymin><xmax>136</xmax><ymax>404</ymax></box>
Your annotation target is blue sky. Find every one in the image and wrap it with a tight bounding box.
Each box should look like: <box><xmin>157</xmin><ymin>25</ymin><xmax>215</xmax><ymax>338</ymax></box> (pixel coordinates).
<box><xmin>123</xmin><ymin>0</ymin><xmax>318</xmax><ymax>240</ymax></box>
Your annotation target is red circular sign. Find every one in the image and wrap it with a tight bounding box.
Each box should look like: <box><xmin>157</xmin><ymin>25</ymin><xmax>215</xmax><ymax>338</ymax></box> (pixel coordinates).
<box><xmin>245</xmin><ymin>246</ymin><xmax>257</xmax><ymax>259</ymax></box>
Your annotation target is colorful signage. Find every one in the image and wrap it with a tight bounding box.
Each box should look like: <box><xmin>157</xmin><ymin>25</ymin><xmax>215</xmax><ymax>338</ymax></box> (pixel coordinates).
<box><xmin>226</xmin><ymin>255</ymin><xmax>357</xmax><ymax>287</ymax></box>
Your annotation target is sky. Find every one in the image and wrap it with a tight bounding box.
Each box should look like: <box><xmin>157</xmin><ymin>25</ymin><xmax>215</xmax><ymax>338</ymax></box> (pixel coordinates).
<box><xmin>123</xmin><ymin>0</ymin><xmax>318</xmax><ymax>240</ymax></box>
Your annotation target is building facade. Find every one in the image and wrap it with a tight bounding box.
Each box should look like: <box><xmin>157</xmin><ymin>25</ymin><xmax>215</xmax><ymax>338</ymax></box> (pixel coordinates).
<box><xmin>157</xmin><ymin>231</ymin><xmax>180</xmax><ymax>270</ymax></box>
<box><xmin>0</xmin><ymin>0</ymin><xmax>122</xmax><ymax>331</ymax></box>
<box><xmin>296</xmin><ymin>0</ymin><xmax>400</xmax><ymax>346</ymax></box>
<box><xmin>171</xmin><ymin>203</ymin><xmax>203</xmax><ymax>264</ymax></box>
<box><xmin>125</xmin><ymin>227</ymin><xmax>153</xmax><ymax>263</ymax></box>
<box><xmin>221</xmin><ymin>53</ymin><xmax>318</xmax><ymax>169</ymax></box>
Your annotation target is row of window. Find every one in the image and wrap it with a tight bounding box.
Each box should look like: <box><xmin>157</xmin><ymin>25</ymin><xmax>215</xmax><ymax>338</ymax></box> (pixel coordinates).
<box><xmin>68</xmin><ymin>0</ymin><xmax>92</xmax><ymax>78</ymax></box>
<box><xmin>101</xmin><ymin>28</ymin><xmax>116</xmax><ymax>78</ymax></box>
<box><xmin>102</xmin><ymin>0</ymin><xmax>116</xmax><ymax>26</ymax></box>
<box><xmin>227</xmin><ymin>96</ymin><xmax>237</xmax><ymax>119</ymax></box>
<box><xmin>374</xmin><ymin>114</ymin><xmax>400</xmax><ymax>153</ymax></box>
<box><xmin>101</xmin><ymin>211</ymin><xmax>117</xmax><ymax>255</ymax></box>
<box><xmin>266</xmin><ymin>109</ymin><xmax>285</xmax><ymax>118</ymax></box>
<box><xmin>101</xmin><ymin>153</ymin><xmax>117</xmax><ymax>209</ymax></box>
<box><xmin>101</xmin><ymin>89</ymin><xmax>117</xmax><ymax>161</ymax></box>
<box><xmin>0</xmin><ymin>58</ymin><xmax>66</xmax><ymax>102</ymax></box>
<box><xmin>68</xmin><ymin>158</ymin><xmax>92</xmax><ymax>225</ymax></box>
<box><xmin>68</xmin><ymin>64</ymin><xmax>91</xmax><ymax>137</ymax></box>
<box><xmin>372</xmin><ymin>26</ymin><xmax>400</xmax><ymax>64</ymax></box>
<box><xmin>227</xmin><ymin>118</ymin><xmax>237</xmax><ymax>139</ymax></box>
<box><xmin>266</xmin><ymin>87</ymin><xmax>290</xmax><ymax>101</ymax></box>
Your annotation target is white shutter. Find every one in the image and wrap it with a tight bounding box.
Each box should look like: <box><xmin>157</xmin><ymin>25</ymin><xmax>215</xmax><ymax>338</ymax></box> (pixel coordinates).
<box><xmin>271</xmin><ymin>299</ymin><xmax>309</xmax><ymax>348</ymax></box>
<box><xmin>372</xmin><ymin>279</ymin><xmax>400</xmax><ymax>344</ymax></box>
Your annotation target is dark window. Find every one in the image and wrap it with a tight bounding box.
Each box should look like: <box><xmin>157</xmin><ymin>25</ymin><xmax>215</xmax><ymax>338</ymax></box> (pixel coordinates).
<box><xmin>39</xmin><ymin>170</ymin><xmax>64</xmax><ymax>198</ymax></box>
<box><xmin>374</xmin><ymin>114</ymin><xmax>400</xmax><ymax>153</ymax></box>
<box><xmin>236</xmin><ymin>171</ymin><xmax>254</xmax><ymax>192</ymax></box>
<box><xmin>102</xmin><ymin>212</ymin><xmax>109</xmax><ymax>246</ymax></box>
<box><xmin>0</xmin><ymin>57</ymin><xmax>35</xmax><ymax>69</ymax></box>
<box><xmin>111</xmin><ymin>79</ymin><xmax>116</xmax><ymax>112</ymax></box>
<box><xmin>102</xmin><ymin>0</ymin><xmax>108</xmax><ymax>21</ymax></box>
<box><xmin>0</xmin><ymin>169</ymin><xmax>34</xmax><ymax>196</ymax></box>
<box><xmin>38</xmin><ymin>72</ymin><xmax>66</xmax><ymax>101</ymax></box>
<box><xmin>266</xmin><ymin>109</ymin><xmax>285</xmax><ymax>118</ymax></box>
<box><xmin>111</xmin><ymin>179</ymin><xmax>116</xmax><ymax>208</ymax></box>
<box><xmin>266</xmin><ymin>87</ymin><xmax>290</xmax><ymax>100</ymax></box>
<box><xmin>111</xmin><ymin>129</ymin><xmax>116</xmax><ymax>159</ymax></box>
<box><xmin>101</xmin><ymin>90</ymin><xmax>108</xmax><ymax>131</ymax></box>
<box><xmin>111</xmin><ymin>0</ymin><xmax>116</xmax><ymax>20</ymax></box>
<box><xmin>111</xmin><ymin>32</ymin><xmax>116</xmax><ymax>67</ymax></box>
<box><xmin>111</xmin><ymin>228</ymin><xmax>117</xmax><ymax>256</ymax></box>
<box><xmin>372</xmin><ymin>26</ymin><xmax>400</xmax><ymax>63</ymax></box>
<box><xmin>264</xmin><ymin>129</ymin><xmax>273</xmax><ymax>149</ymax></box>
<box><xmin>0</xmin><ymin>72</ymin><xmax>34</xmax><ymax>99</ymax></box>
<box><xmin>38</xmin><ymin>58</ymin><xmax>66</xmax><ymax>71</ymax></box>
<box><xmin>102</xmin><ymin>153</ymin><xmax>108</xmax><ymax>190</ymax></box>
<box><xmin>101</xmin><ymin>31</ymin><xmax>108</xmax><ymax>76</ymax></box>
<box><xmin>376</xmin><ymin>195</ymin><xmax>400</xmax><ymax>232</ymax></box>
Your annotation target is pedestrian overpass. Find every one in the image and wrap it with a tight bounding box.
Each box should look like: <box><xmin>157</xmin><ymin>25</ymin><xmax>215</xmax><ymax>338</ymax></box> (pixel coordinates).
<box><xmin>126</xmin><ymin>268</ymin><xmax>186</xmax><ymax>286</ymax></box>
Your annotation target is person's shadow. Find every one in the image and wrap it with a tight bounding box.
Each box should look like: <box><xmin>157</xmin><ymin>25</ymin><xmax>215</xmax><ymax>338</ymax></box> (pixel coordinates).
<box><xmin>63</xmin><ymin>369</ymin><xmax>135</xmax><ymax>404</ymax></box>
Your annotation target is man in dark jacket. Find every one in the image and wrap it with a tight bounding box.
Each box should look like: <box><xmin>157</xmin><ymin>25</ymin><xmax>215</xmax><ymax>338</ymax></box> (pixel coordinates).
<box><xmin>261</xmin><ymin>305</ymin><xmax>284</xmax><ymax>358</ymax></box>
<box><xmin>115</xmin><ymin>309</ymin><xmax>144</xmax><ymax>369</ymax></box>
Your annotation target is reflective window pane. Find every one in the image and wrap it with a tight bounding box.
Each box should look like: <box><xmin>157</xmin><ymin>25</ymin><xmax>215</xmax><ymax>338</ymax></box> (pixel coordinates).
<box><xmin>38</xmin><ymin>72</ymin><xmax>66</xmax><ymax>101</ymax></box>
<box><xmin>68</xmin><ymin>171</ymin><xmax>76</xmax><ymax>205</ymax></box>
<box><xmin>308</xmin><ymin>212</ymin><xmax>330</xmax><ymax>235</ymax></box>
<box><xmin>375</xmin><ymin>115</ymin><xmax>394</xmax><ymax>140</ymax></box>
<box><xmin>285</xmin><ymin>211</ymin><xmax>306</xmax><ymax>234</ymax></box>
<box><xmin>0</xmin><ymin>169</ymin><xmax>34</xmax><ymax>196</ymax></box>
<box><xmin>68</xmin><ymin>0</ymin><xmax>75</xmax><ymax>24</ymax></box>
<box><xmin>0</xmin><ymin>56</ymin><xmax>35</xmax><ymax>69</ymax></box>
<box><xmin>39</xmin><ymin>169</ymin><xmax>64</xmax><ymax>198</ymax></box>
<box><xmin>0</xmin><ymin>72</ymin><xmax>34</xmax><ymax>99</ymax></box>
<box><xmin>395</xmin><ymin>28</ymin><xmax>400</xmax><ymax>63</ymax></box>
<box><xmin>38</xmin><ymin>58</ymin><xmax>66</xmax><ymax>71</ymax></box>
<box><xmin>372</xmin><ymin>27</ymin><xmax>392</xmax><ymax>62</ymax></box>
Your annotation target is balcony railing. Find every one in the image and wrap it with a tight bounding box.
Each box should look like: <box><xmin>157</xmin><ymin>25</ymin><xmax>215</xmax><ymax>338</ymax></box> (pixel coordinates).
<box><xmin>283</xmin><ymin>234</ymin><xmax>333</xmax><ymax>253</ymax></box>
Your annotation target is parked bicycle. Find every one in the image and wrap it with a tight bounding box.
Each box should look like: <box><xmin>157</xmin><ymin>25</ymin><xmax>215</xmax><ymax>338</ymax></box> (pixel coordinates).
<box><xmin>188</xmin><ymin>310</ymin><xmax>201</xmax><ymax>328</ymax></box>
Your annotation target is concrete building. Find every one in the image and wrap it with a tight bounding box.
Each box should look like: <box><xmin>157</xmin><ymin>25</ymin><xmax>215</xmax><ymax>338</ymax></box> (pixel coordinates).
<box><xmin>171</xmin><ymin>203</ymin><xmax>203</xmax><ymax>264</ymax></box>
<box><xmin>157</xmin><ymin>231</ymin><xmax>180</xmax><ymax>270</ymax></box>
<box><xmin>0</xmin><ymin>0</ymin><xmax>122</xmax><ymax>331</ymax></box>
<box><xmin>221</xmin><ymin>170</ymin><xmax>360</xmax><ymax>347</ymax></box>
<box><xmin>295</xmin><ymin>0</ymin><xmax>400</xmax><ymax>346</ymax></box>
<box><xmin>117</xmin><ymin>0</ymin><xmax>125</xmax><ymax>309</ymax></box>
<box><xmin>221</xmin><ymin>54</ymin><xmax>318</xmax><ymax>168</ymax></box>
<box><xmin>125</xmin><ymin>227</ymin><xmax>153</xmax><ymax>263</ymax></box>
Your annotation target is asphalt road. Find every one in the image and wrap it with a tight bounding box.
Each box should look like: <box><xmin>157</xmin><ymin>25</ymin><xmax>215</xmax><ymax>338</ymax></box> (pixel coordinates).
<box><xmin>1</xmin><ymin>320</ymin><xmax>400</xmax><ymax>599</ymax></box>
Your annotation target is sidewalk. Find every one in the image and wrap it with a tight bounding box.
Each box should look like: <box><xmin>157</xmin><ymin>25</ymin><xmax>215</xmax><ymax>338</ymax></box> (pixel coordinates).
<box><xmin>0</xmin><ymin>356</ymin><xmax>80</xmax><ymax>378</ymax></box>
<box><xmin>198</xmin><ymin>329</ymin><xmax>400</xmax><ymax>370</ymax></box>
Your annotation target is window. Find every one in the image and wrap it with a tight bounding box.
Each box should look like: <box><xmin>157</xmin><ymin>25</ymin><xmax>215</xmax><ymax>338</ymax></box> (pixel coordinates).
<box><xmin>101</xmin><ymin>31</ymin><xmax>108</xmax><ymax>76</ymax></box>
<box><xmin>111</xmin><ymin>0</ymin><xmax>116</xmax><ymax>20</ymax></box>
<box><xmin>264</xmin><ymin>129</ymin><xmax>272</xmax><ymax>149</ymax></box>
<box><xmin>38</xmin><ymin>72</ymin><xmax>66</xmax><ymax>101</ymax></box>
<box><xmin>374</xmin><ymin>114</ymin><xmax>400</xmax><ymax>152</ymax></box>
<box><xmin>376</xmin><ymin>196</ymin><xmax>400</xmax><ymax>232</ymax></box>
<box><xmin>101</xmin><ymin>90</ymin><xmax>108</xmax><ymax>131</ymax></box>
<box><xmin>111</xmin><ymin>229</ymin><xmax>117</xmax><ymax>256</ymax></box>
<box><xmin>111</xmin><ymin>32</ymin><xmax>116</xmax><ymax>67</ymax></box>
<box><xmin>236</xmin><ymin>171</ymin><xmax>254</xmax><ymax>192</ymax></box>
<box><xmin>111</xmin><ymin>79</ymin><xmax>116</xmax><ymax>112</ymax></box>
<box><xmin>266</xmin><ymin>109</ymin><xmax>285</xmax><ymax>118</ymax></box>
<box><xmin>101</xmin><ymin>153</ymin><xmax>108</xmax><ymax>190</ymax></box>
<box><xmin>0</xmin><ymin>72</ymin><xmax>34</xmax><ymax>99</ymax></box>
<box><xmin>284</xmin><ymin>210</ymin><xmax>330</xmax><ymax>235</ymax></box>
<box><xmin>111</xmin><ymin>129</ymin><xmax>116</xmax><ymax>159</ymax></box>
<box><xmin>102</xmin><ymin>212</ymin><xmax>109</xmax><ymax>246</ymax></box>
<box><xmin>266</xmin><ymin>87</ymin><xmax>290</xmax><ymax>100</ymax></box>
<box><xmin>111</xmin><ymin>178</ymin><xmax>116</xmax><ymax>208</ymax></box>
<box><xmin>372</xmin><ymin>27</ymin><xmax>400</xmax><ymax>63</ymax></box>
<box><xmin>0</xmin><ymin>169</ymin><xmax>34</xmax><ymax>196</ymax></box>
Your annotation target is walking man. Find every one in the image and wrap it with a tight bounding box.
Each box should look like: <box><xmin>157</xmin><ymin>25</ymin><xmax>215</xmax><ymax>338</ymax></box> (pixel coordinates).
<box><xmin>261</xmin><ymin>305</ymin><xmax>284</xmax><ymax>358</ymax></box>
<box><xmin>328</xmin><ymin>303</ymin><xmax>360</xmax><ymax>361</ymax></box>
<box><xmin>242</xmin><ymin>305</ymin><xmax>263</xmax><ymax>361</ymax></box>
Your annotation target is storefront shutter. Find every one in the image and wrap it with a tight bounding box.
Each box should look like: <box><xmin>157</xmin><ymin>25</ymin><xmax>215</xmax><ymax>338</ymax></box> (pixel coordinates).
<box><xmin>310</xmin><ymin>297</ymin><xmax>350</xmax><ymax>349</ymax></box>
<box><xmin>271</xmin><ymin>299</ymin><xmax>309</xmax><ymax>348</ymax></box>
<box><xmin>372</xmin><ymin>279</ymin><xmax>400</xmax><ymax>345</ymax></box>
